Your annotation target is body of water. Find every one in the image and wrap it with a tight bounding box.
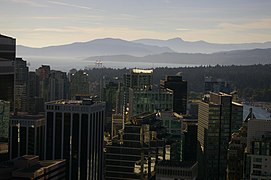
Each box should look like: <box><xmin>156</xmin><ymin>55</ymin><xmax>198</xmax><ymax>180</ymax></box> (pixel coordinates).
<box><xmin>25</xmin><ymin>56</ymin><xmax>200</xmax><ymax>71</ymax></box>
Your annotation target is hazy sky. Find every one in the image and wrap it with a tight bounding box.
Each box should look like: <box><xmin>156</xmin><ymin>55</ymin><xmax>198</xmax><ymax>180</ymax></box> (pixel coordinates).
<box><xmin>1</xmin><ymin>0</ymin><xmax>271</xmax><ymax>47</ymax></box>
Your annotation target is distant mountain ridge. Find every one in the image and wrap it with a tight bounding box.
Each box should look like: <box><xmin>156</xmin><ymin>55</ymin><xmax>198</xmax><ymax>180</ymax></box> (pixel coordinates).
<box><xmin>17</xmin><ymin>38</ymin><xmax>173</xmax><ymax>58</ymax></box>
<box><xmin>133</xmin><ymin>38</ymin><xmax>271</xmax><ymax>53</ymax></box>
<box><xmin>85</xmin><ymin>48</ymin><xmax>271</xmax><ymax>66</ymax></box>
<box><xmin>17</xmin><ymin>37</ymin><xmax>271</xmax><ymax>59</ymax></box>
<box><xmin>16</xmin><ymin>38</ymin><xmax>271</xmax><ymax>70</ymax></box>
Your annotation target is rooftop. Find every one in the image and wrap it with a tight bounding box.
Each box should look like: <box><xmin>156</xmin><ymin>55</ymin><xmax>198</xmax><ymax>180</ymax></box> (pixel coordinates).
<box><xmin>11</xmin><ymin>113</ymin><xmax>45</xmax><ymax>120</ymax></box>
<box><xmin>157</xmin><ymin>160</ymin><xmax>197</xmax><ymax>168</ymax></box>
<box><xmin>132</xmin><ymin>68</ymin><xmax>153</xmax><ymax>74</ymax></box>
<box><xmin>0</xmin><ymin>34</ymin><xmax>15</xmax><ymax>40</ymax></box>
<box><xmin>46</xmin><ymin>99</ymin><xmax>97</xmax><ymax>106</ymax></box>
<box><xmin>14</xmin><ymin>160</ymin><xmax>65</xmax><ymax>174</ymax></box>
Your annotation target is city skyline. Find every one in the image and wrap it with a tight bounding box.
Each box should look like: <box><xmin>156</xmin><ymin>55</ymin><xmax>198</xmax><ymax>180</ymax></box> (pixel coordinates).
<box><xmin>1</xmin><ymin>0</ymin><xmax>271</xmax><ymax>47</ymax></box>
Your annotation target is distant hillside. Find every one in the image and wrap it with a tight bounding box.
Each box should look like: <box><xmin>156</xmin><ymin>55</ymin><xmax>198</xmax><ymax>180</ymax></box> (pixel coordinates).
<box><xmin>17</xmin><ymin>38</ymin><xmax>173</xmax><ymax>57</ymax></box>
<box><xmin>85</xmin><ymin>48</ymin><xmax>271</xmax><ymax>66</ymax></box>
<box><xmin>134</xmin><ymin>38</ymin><xmax>271</xmax><ymax>53</ymax></box>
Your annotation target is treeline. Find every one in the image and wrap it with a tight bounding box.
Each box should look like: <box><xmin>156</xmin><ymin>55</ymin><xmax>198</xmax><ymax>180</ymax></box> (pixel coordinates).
<box><xmin>85</xmin><ymin>64</ymin><xmax>271</xmax><ymax>102</ymax></box>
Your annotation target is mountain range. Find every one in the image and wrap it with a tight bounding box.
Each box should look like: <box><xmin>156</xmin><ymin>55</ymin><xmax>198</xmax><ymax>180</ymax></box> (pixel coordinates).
<box><xmin>17</xmin><ymin>38</ymin><xmax>173</xmax><ymax>58</ymax></box>
<box><xmin>16</xmin><ymin>38</ymin><xmax>271</xmax><ymax>69</ymax></box>
<box><xmin>134</xmin><ymin>38</ymin><xmax>271</xmax><ymax>53</ymax></box>
<box><xmin>85</xmin><ymin>48</ymin><xmax>271</xmax><ymax>66</ymax></box>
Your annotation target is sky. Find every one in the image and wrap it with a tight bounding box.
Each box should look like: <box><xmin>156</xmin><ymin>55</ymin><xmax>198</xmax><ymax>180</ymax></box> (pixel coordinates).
<box><xmin>1</xmin><ymin>0</ymin><xmax>271</xmax><ymax>47</ymax></box>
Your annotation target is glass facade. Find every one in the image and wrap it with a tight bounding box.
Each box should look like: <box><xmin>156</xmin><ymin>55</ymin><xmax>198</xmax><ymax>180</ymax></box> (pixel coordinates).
<box><xmin>45</xmin><ymin>100</ymin><xmax>105</xmax><ymax>180</ymax></box>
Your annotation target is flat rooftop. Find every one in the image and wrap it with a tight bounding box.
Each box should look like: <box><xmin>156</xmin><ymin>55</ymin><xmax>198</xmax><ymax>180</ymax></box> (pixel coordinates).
<box><xmin>11</xmin><ymin>113</ymin><xmax>45</xmax><ymax>120</ymax></box>
<box><xmin>132</xmin><ymin>68</ymin><xmax>153</xmax><ymax>74</ymax></box>
<box><xmin>46</xmin><ymin>99</ymin><xmax>97</xmax><ymax>106</ymax></box>
<box><xmin>157</xmin><ymin>160</ymin><xmax>197</xmax><ymax>168</ymax></box>
<box><xmin>14</xmin><ymin>160</ymin><xmax>65</xmax><ymax>174</ymax></box>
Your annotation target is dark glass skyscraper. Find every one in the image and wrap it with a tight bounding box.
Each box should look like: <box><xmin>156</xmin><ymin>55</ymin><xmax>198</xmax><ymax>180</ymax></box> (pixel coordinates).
<box><xmin>160</xmin><ymin>75</ymin><xmax>187</xmax><ymax>114</ymax></box>
<box><xmin>45</xmin><ymin>99</ymin><xmax>105</xmax><ymax>180</ymax></box>
<box><xmin>9</xmin><ymin>114</ymin><xmax>45</xmax><ymax>160</ymax></box>
<box><xmin>197</xmin><ymin>92</ymin><xmax>243</xmax><ymax>180</ymax></box>
<box><xmin>0</xmin><ymin>34</ymin><xmax>16</xmax><ymax>111</ymax></box>
<box><xmin>15</xmin><ymin>58</ymin><xmax>29</xmax><ymax>112</ymax></box>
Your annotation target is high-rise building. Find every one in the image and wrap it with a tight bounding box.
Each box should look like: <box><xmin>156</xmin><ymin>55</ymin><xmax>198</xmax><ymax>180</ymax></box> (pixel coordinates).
<box><xmin>197</xmin><ymin>92</ymin><xmax>243</xmax><ymax>179</ymax></box>
<box><xmin>0</xmin><ymin>34</ymin><xmax>16</xmax><ymax>61</ymax></box>
<box><xmin>0</xmin><ymin>100</ymin><xmax>10</xmax><ymax>161</ymax></box>
<box><xmin>156</xmin><ymin>161</ymin><xmax>198</xmax><ymax>180</ymax></box>
<box><xmin>160</xmin><ymin>75</ymin><xmax>188</xmax><ymax>114</ymax></box>
<box><xmin>111</xmin><ymin>114</ymin><xmax>123</xmax><ymax>139</ymax></box>
<box><xmin>105</xmin><ymin>113</ymin><xmax>165</xmax><ymax>180</ymax></box>
<box><xmin>0</xmin><ymin>34</ymin><xmax>16</xmax><ymax>111</ymax></box>
<box><xmin>183</xmin><ymin>123</ymin><xmax>198</xmax><ymax>162</ymax></box>
<box><xmin>36</xmin><ymin>65</ymin><xmax>50</xmax><ymax>102</ymax></box>
<box><xmin>9</xmin><ymin>113</ymin><xmax>45</xmax><ymax>160</ymax></box>
<box><xmin>120</xmin><ymin>69</ymin><xmax>153</xmax><ymax>115</ymax></box>
<box><xmin>123</xmin><ymin>69</ymin><xmax>153</xmax><ymax>90</ymax></box>
<box><xmin>15</xmin><ymin>58</ymin><xmax>29</xmax><ymax>112</ymax></box>
<box><xmin>48</xmin><ymin>70</ymin><xmax>69</xmax><ymax>101</ymax></box>
<box><xmin>128</xmin><ymin>88</ymin><xmax>173</xmax><ymax>118</ymax></box>
<box><xmin>0</xmin><ymin>155</ymin><xmax>66</xmax><ymax>180</ymax></box>
<box><xmin>27</xmin><ymin>71</ymin><xmax>42</xmax><ymax>114</ymax></box>
<box><xmin>226</xmin><ymin>108</ymin><xmax>254</xmax><ymax>180</ymax></box>
<box><xmin>70</xmin><ymin>70</ymin><xmax>89</xmax><ymax>99</ymax></box>
<box><xmin>0</xmin><ymin>100</ymin><xmax>10</xmax><ymax>142</ymax></box>
<box><xmin>116</xmin><ymin>82</ymin><xmax>125</xmax><ymax>114</ymax></box>
<box><xmin>45</xmin><ymin>99</ymin><xmax>105</xmax><ymax>180</ymax></box>
<box><xmin>101</xmin><ymin>81</ymin><xmax>118</xmax><ymax>131</ymax></box>
<box><xmin>244</xmin><ymin>118</ymin><xmax>271</xmax><ymax>179</ymax></box>
<box><xmin>157</xmin><ymin>111</ymin><xmax>183</xmax><ymax>161</ymax></box>
<box><xmin>204</xmin><ymin>76</ymin><xmax>232</xmax><ymax>94</ymax></box>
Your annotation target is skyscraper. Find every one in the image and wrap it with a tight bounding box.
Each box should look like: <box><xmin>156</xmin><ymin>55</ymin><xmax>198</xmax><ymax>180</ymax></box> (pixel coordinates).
<box><xmin>15</xmin><ymin>58</ymin><xmax>29</xmax><ymax>112</ymax></box>
<box><xmin>0</xmin><ymin>100</ymin><xmax>10</xmax><ymax>142</ymax></box>
<box><xmin>9</xmin><ymin>113</ymin><xmax>45</xmax><ymax>160</ymax></box>
<box><xmin>204</xmin><ymin>76</ymin><xmax>232</xmax><ymax>94</ymax></box>
<box><xmin>0</xmin><ymin>100</ymin><xmax>10</xmax><ymax>162</ymax></box>
<box><xmin>120</xmin><ymin>69</ymin><xmax>154</xmax><ymax>115</ymax></box>
<box><xmin>36</xmin><ymin>65</ymin><xmax>50</xmax><ymax>102</ymax></box>
<box><xmin>45</xmin><ymin>99</ymin><xmax>105</xmax><ymax>180</ymax></box>
<box><xmin>160</xmin><ymin>75</ymin><xmax>187</xmax><ymax>114</ymax></box>
<box><xmin>70</xmin><ymin>70</ymin><xmax>89</xmax><ymax>99</ymax></box>
<box><xmin>27</xmin><ymin>71</ymin><xmax>42</xmax><ymax>114</ymax></box>
<box><xmin>0</xmin><ymin>34</ymin><xmax>16</xmax><ymax>111</ymax></box>
<box><xmin>244</xmin><ymin>118</ymin><xmax>271</xmax><ymax>179</ymax></box>
<box><xmin>105</xmin><ymin>113</ymin><xmax>165</xmax><ymax>179</ymax></box>
<box><xmin>197</xmin><ymin>92</ymin><xmax>243</xmax><ymax>179</ymax></box>
<box><xmin>123</xmin><ymin>69</ymin><xmax>153</xmax><ymax>90</ymax></box>
<box><xmin>48</xmin><ymin>70</ymin><xmax>69</xmax><ymax>101</ymax></box>
<box><xmin>128</xmin><ymin>87</ymin><xmax>173</xmax><ymax>118</ymax></box>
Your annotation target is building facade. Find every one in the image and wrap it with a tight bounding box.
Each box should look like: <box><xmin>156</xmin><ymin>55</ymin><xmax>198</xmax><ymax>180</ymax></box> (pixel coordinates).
<box><xmin>15</xmin><ymin>58</ymin><xmax>29</xmax><ymax>112</ymax></box>
<box><xmin>197</xmin><ymin>92</ymin><xmax>243</xmax><ymax>180</ymax></box>
<box><xmin>244</xmin><ymin>119</ymin><xmax>271</xmax><ymax>179</ymax></box>
<box><xmin>0</xmin><ymin>100</ymin><xmax>10</xmax><ymax>142</ymax></box>
<box><xmin>160</xmin><ymin>75</ymin><xmax>187</xmax><ymax>114</ymax></box>
<box><xmin>105</xmin><ymin>113</ymin><xmax>165</xmax><ymax>180</ymax></box>
<box><xmin>9</xmin><ymin>114</ymin><xmax>45</xmax><ymax>160</ymax></box>
<box><xmin>156</xmin><ymin>161</ymin><xmax>198</xmax><ymax>180</ymax></box>
<box><xmin>0</xmin><ymin>34</ymin><xmax>16</xmax><ymax>111</ymax></box>
<box><xmin>0</xmin><ymin>155</ymin><xmax>66</xmax><ymax>180</ymax></box>
<box><xmin>48</xmin><ymin>70</ymin><xmax>69</xmax><ymax>101</ymax></box>
<box><xmin>129</xmin><ymin>88</ymin><xmax>173</xmax><ymax>118</ymax></box>
<box><xmin>70</xmin><ymin>70</ymin><xmax>89</xmax><ymax>99</ymax></box>
<box><xmin>45</xmin><ymin>99</ymin><xmax>105</xmax><ymax>180</ymax></box>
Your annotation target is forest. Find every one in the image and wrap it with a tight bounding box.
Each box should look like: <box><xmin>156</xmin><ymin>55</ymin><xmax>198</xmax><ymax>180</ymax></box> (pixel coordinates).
<box><xmin>85</xmin><ymin>64</ymin><xmax>271</xmax><ymax>102</ymax></box>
